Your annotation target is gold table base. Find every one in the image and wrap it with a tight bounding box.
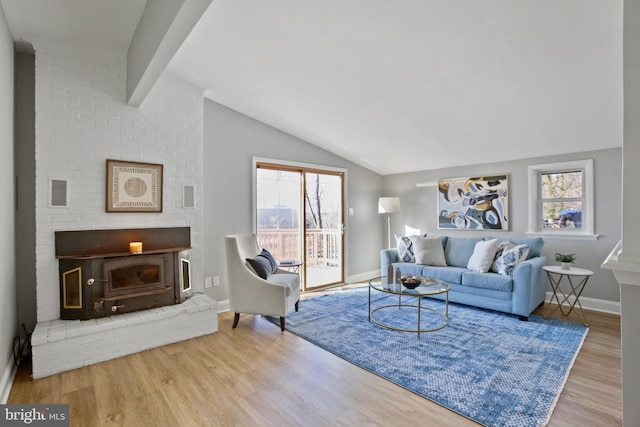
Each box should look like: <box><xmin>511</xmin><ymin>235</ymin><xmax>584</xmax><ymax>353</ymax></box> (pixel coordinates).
<box><xmin>368</xmin><ymin>279</ymin><xmax>449</xmax><ymax>337</ymax></box>
<box><xmin>543</xmin><ymin>268</ymin><xmax>591</xmax><ymax>327</ymax></box>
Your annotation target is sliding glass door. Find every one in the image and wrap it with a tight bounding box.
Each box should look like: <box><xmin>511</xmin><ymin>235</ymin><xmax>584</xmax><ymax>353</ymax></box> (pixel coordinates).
<box><xmin>304</xmin><ymin>171</ymin><xmax>343</xmax><ymax>288</ymax></box>
<box><xmin>255</xmin><ymin>162</ymin><xmax>344</xmax><ymax>290</ymax></box>
<box><xmin>255</xmin><ymin>167</ymin><xmax>303</xmax><ymax>265</ymax></box>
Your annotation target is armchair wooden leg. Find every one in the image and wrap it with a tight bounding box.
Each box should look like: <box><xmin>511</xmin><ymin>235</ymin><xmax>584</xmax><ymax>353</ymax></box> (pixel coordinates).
<box><xmin>279</xmin><ymin>317</ymin><xmax>285</xmax><ymax>331</ymax></box>
<box><xmin>295</xmin><ymin>300</ymin><xmax>299</xmax><ymax>312</ymax></box>
<box><xmin>232</xmin><ymin>312</ymin><xmax>240</xmax><ymax>329</ymax></box>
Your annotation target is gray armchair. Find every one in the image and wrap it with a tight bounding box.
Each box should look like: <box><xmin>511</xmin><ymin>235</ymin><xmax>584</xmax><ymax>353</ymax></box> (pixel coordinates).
<box><xmin>225</xmin><ymin>234</ymin><xmax>300</xmax><ymax>331</ymax></box>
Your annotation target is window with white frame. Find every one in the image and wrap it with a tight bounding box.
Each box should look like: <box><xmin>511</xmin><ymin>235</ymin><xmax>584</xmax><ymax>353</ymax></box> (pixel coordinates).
<box><xmin>528</xmin><ymin>159</ymin><xmax>596</xmax><ymax>239</ymax></box>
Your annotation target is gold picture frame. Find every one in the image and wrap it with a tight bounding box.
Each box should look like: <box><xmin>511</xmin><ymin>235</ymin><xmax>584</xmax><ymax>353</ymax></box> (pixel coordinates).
<box><xmin>106</xmin><ymin>159</ymin><xmax>163</xmax><ymax>212</ymax></box>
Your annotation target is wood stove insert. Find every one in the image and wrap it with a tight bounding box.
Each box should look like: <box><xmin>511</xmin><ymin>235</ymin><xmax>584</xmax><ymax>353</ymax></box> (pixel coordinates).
<box><xmin>56</xmin><ymin>227</ymin><xmax>192</xmax><ymax>320</ymax></box>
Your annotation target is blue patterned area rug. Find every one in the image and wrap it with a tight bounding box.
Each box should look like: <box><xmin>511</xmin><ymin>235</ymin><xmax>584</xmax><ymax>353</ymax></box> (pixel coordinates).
<box><xmin>273</xmin><ymin>286</ymin><xmax>587</xmax><ymax>427</ymax></box>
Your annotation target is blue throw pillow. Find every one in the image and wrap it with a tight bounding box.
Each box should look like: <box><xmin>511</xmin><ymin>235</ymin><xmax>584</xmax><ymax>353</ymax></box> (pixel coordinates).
<box><xmin>259</xmin><ymin>248</ymin><xmax>278</xmax><ymax>272</ymax></box>
<box><xmin>246</xmin><ymin>249</ymin><xmax>278</xmax><ymax>279</ymax></box>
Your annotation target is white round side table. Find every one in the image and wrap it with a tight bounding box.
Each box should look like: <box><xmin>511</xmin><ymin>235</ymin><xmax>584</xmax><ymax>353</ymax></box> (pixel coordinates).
<box><xmin>542</xmin><ymin>265</ymin><xmax>593</xmax><ymax>326</ymax></box>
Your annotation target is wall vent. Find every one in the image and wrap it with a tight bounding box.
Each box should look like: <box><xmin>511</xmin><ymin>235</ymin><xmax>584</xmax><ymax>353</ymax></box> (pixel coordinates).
<box><xmin>183</xmin><ymin>185</ymin><xmax>195</xmax><ymax>208</ymax></box>
<box><xmin>50</xmin><ymin>179</ymin><xmax>68</xmax><ymax>207</ymax></box>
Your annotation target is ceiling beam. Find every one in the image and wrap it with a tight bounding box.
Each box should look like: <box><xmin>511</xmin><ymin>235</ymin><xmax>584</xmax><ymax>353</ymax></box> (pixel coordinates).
<box><xmin>126</xmin><ymin>0</ymin><xmax>211</xmax><ymax>106</ymax></box>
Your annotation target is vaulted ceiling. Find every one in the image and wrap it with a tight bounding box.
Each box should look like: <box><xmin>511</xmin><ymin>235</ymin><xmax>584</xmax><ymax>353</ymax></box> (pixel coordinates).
<box><xmin>1</xmin><ymin>0</ymin><xmax>623</xmax><ymax>175</ymax></box>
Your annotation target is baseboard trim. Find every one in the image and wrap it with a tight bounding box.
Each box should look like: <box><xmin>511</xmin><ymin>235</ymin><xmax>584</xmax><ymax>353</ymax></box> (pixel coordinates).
<box><xmin>346</xmin><ymin>270</ymin><xmax>379</xmax><ymax>284</ymax></box>
<box><xmin>0</xmin><ymin>354</ymin><xmax>17</xmax><ymax>403</ymax></box>
<box><xmin>217</xmin><ymin>283</ymin><xmax>620</xmax><ymax>316</ymax></box>
<box><xmin>217</xmin><ymin>299</ymin><xmax>230</xmax><ymax>313</ymax></box>
<box><xmin>545</xmin><ymin>291</ymin><xmax>620</xmax><ymax>315</ymax></box>
<box><xmin>214</xmin><ymin>271</ymin><xmax>381</xmax><ymax>315</ymax></box>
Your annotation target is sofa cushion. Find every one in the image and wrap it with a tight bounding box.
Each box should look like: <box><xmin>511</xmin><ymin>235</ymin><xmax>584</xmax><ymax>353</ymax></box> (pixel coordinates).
<box><xmin>420</xmin><ymin>266</ymin><xmax>466</xmax><ymax>284</ymax></box>
<box><xmin>508</xmin><ymin>237</ymin><xmax>544</xmax><ymax>259</ymax></box>
<box><xmin>462</xmin><ymin>271</ymin><xmax>513</xmax><ymax>292</ymax></box>
<box><xmin>493</xmin><ymin>244</ymin><xmax>530</xmax><ymax>276</ymax></box>
<box><xmin>393</xmin><ymin>262</ymin><xmax>424</xmax><ymax>278</ymax></box>
<box><xmin>489</xmin><ymin>236</ymin><xmax>544</xmax><ymax>259</ymax></box>
<box><xmin>467</xmin><ymin>238</ymin><xmax>499</xmax><ymax>273</ymax></box>
<box><xmin>444</xmin><ymin>237</ymin><xmax>484</xmax><ymax>267</ymax></box>
<box><xmin>446</xmin><ymin>282</ymin><xmax>513</xmax><ymax>301</ymax></box>
<box><xmin>412</xmin><ymin>236</ymin><xmax>447</xmax><ymax>266</ymax></box>
<box><xmin>395</xmin><ymin>235</ymin><xmax>416</xmax><ymax>263</ymax></box>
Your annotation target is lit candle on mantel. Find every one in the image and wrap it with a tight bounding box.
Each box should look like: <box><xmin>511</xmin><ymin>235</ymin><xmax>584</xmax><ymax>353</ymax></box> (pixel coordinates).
<box><xmin>129</xmin><ymin>242</ymin><xmax>143</xmax><ymax>254</ymax></box>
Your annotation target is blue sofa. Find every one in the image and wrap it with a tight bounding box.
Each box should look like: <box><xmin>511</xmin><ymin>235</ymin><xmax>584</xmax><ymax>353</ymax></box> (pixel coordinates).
<box><xmin>380</xmin><ymin>236</ymin><xmax>547</xmax><ymax>320</ymax></box>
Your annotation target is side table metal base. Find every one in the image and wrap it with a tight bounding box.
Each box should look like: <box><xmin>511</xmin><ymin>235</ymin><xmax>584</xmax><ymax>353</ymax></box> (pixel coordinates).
<box><xmin>543</xmin><ymin>267</ymin><xmax>592</xmax><ymax>327</ymax></box>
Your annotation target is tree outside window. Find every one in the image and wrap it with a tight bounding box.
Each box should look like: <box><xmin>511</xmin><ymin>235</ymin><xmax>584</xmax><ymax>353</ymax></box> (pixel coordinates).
<box><xmin>540</xmin><ymin>170</ymin><xmax>583</xmax><ymax>229</ymax></box>
<box><xmin>528</xmin><ymin>159</ymin><xmax>596</xmax><ymax>238</ymax></box>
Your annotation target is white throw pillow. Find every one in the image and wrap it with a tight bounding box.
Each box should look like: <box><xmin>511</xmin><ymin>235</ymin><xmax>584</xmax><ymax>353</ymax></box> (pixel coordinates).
<box><xmin>467</xmin><ymin>239</ymin><xmax>500</xmax><ymax>273</ymax></box>
<box><xmin>411</xmin><ymin>236</ymin><xmax>447</xmax><ymax>266</ymax></box>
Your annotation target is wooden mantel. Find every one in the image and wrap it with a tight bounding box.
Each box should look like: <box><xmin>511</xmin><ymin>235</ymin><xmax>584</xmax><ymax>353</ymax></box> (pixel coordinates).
<box><xmin>55</xmin><ymin>227</ymin><xmax>191</xmax><ymax>258</ymax></box>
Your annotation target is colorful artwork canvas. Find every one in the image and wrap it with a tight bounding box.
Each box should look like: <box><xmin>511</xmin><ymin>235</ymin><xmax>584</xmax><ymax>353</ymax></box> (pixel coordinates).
<box><xmin>438</xmin><ymin>175</ymin><xmax>509</xmax><ymax>230</ymax></box>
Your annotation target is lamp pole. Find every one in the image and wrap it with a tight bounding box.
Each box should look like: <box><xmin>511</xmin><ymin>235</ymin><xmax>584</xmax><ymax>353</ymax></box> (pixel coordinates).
<box><xmin>378</xmin><ymin>197</ymin><xmax>400</xmax><ymax>249</ymax></box>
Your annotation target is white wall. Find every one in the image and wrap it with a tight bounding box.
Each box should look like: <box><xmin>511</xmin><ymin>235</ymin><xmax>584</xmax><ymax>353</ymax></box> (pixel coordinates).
<box><xmin>382</xmin><ymin>147</ymin><xmax>622</xmax><ymax>305</ymax></box>
<box><xmin>33</xmin><ymin>44</ymin><xmax>204</xmax><ymax>322</ymax></box>
<box><xmin>203</xmin><ymin>100</ymin><xmax>384</xmax><ymax>303</ymax></box>
<box><xmin>200</xmin><ymin>98</ymin><xmax>622</xmax><ymax>307</ymax></box>
<box><xmin>0</xmin><ymin>4</ymin><xmax>17</xmax><ymax>400</ymax></box>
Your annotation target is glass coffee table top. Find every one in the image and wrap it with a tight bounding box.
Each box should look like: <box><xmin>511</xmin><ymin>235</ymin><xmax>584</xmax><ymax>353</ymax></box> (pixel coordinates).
<box><xmin>368</xmin><ymin>276</ymin><xmax>450</xmax><ymax>336</ymax></box>
<box><xmin>369</xmin><ymin>276</ymin><xmax>450</xmax><ymax>296</ymax></box>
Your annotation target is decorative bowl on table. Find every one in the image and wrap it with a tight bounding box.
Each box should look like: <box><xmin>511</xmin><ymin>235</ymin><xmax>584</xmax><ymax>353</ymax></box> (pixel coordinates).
<box><xmin>401</xmin><ymin>275</ymin><xmax>422</xmax><ymax>289</ymax></box>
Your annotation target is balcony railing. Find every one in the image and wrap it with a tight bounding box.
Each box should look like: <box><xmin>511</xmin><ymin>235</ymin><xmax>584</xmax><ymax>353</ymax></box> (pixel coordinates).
<box><xmin>257</xmin><ymin>228</ymin><xmax>341</xmax><ymax>267</ymax></box>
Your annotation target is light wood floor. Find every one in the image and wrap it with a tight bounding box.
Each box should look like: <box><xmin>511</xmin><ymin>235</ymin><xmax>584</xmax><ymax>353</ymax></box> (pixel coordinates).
<box><xmin>8</xmin><ymin>289</ymin><xmax>622</xmax><ymax>426</ymax></box>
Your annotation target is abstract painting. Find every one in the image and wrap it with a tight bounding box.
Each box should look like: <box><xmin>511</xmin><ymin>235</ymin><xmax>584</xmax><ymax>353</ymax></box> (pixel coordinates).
<box><xmin>438</xmin><ymin>174</ymin><xmax>509</xmax><ymax>230</ymax></box>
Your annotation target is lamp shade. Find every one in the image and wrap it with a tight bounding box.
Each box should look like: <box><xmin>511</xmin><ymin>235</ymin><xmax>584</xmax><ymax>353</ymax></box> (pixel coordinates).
<box><xmin>378</xmin><ymin>197</ymin><xmax>400</xmax><ymax>214</ymax></box>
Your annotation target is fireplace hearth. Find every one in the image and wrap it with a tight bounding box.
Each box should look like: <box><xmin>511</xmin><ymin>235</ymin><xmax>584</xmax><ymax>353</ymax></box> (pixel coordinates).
<box><xmin>56</xmin><ymin>227</ymin><xmax>191</xmax><ymax>320</ymax></box>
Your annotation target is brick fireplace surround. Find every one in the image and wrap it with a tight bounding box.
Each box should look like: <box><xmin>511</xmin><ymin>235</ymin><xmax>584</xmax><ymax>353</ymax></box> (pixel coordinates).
<box><xmin>28</xmin><ymin>45</ymin><xmax>216</xmax><ymax>379</ymax></box>
<box><xmin>31</xmin><ymin>227</ymin><xmax>218</xmax><ymax>379</ymax></box>
<box><xmin>31</xmin><ymin>295</ymin><xmax>217</xmax><ymax>379</ymax></box>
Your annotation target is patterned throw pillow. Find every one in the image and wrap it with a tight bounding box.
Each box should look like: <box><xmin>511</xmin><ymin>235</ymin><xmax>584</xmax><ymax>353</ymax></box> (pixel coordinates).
<box><xmin>395</xmin><ymin>235</ymin><xmax>416</xmax><ymax>263</ymax></box>
<box><xmin>490</xmin><ymin>240</ymin><xmax>513</xmax><ymax>272</ymax></box>
<box><xmin>492</xmin><ymin>244</ymin><xmax>530</xmax><ymax>276</ymax></box>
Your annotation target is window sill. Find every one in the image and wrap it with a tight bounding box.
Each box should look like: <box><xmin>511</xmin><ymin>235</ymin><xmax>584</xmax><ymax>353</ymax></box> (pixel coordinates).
<box><xmin>525</xmin><ymin>231</ymin><xmax>599</xmax><ymax>241</ymax></box>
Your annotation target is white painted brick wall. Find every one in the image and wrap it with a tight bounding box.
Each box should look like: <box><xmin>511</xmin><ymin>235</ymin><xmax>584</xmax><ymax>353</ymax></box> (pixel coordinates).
<box><xmin>31</xmin><ymin>44</ymin><xmax>210</xmax><ymax>376</ymax></box>
<box><xmin>34</xmin><ymin>45</ymin><xmax>204</xmax><ymax>322</ymax></box>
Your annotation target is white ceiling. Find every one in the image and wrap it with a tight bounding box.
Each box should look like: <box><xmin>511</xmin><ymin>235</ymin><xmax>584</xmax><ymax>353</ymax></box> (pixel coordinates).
<box><xmin>0</xmin><ymin>0</ymin><xmax>145</xmax><ymax>52</ymax></box>
<box><xmin>1</xmin><ymin>0</ymin><xmax>623</xmax><ymax>175</ymax></box>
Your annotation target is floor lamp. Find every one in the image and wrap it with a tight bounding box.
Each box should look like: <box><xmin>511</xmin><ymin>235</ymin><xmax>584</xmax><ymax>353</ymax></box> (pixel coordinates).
<box><xmin>378</xmin><ymin>197</ymin><xmax>400</xmax><ymax>248</ymax></box>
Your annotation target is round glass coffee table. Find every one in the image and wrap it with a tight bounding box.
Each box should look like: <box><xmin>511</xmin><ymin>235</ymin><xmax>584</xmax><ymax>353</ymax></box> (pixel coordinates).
<box><xmin>368</xmin><ymin>276</ymin><xmax>450</xmax><ymax>337</ymax></box>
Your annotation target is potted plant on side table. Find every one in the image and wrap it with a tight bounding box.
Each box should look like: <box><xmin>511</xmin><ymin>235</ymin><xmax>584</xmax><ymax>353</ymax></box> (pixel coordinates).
<box><xmin>555</xmin><ymin>253</ymin><xmax>577</xmax><ymax>270</ymax></box>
